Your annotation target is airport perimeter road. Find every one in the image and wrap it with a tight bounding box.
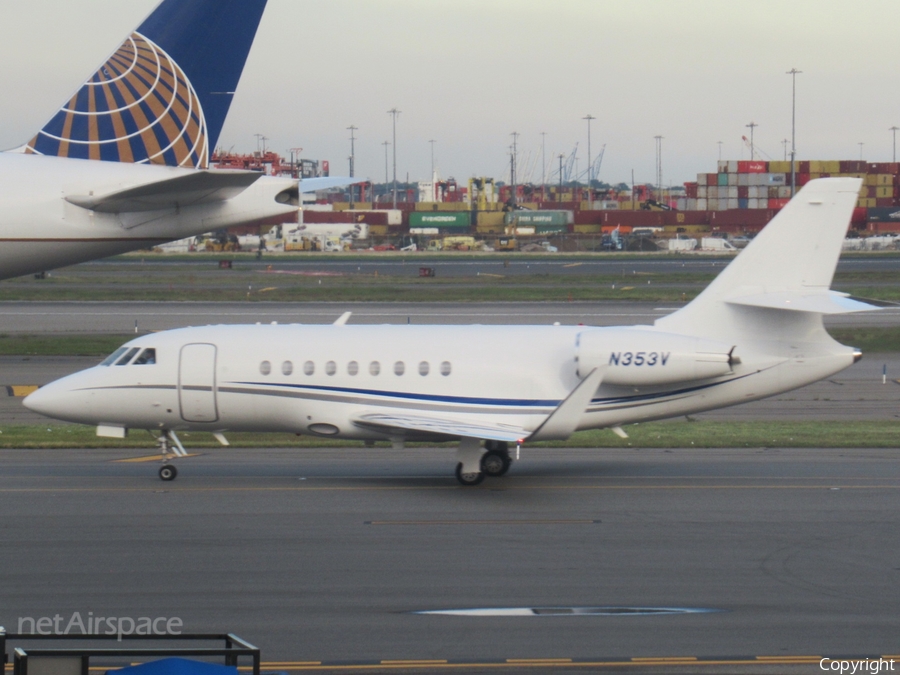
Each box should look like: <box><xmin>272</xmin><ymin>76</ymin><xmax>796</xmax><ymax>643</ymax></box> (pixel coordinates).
<box><xmin>1</xmin><ymin>300</ymin><xmax>900</xmax><ymax>333</ymax></box>
<box><xmin>0</xmin><ymin>446</ymin><xmax>898</xmax><ymax>672</ymax></box>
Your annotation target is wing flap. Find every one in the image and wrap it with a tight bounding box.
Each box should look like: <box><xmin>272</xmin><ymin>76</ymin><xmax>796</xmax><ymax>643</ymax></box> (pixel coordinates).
<box><xmin>66</xmin><ymin>170</ymin><xmax>263</xmax><ymax>213</ymax></box>
<box><xmin>353</xmin><ymin>413</ymin><xmax>528</xmax><ymax>443</ymax></box>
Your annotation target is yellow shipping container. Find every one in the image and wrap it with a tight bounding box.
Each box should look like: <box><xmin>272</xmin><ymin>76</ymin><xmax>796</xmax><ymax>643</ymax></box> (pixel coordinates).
<box><xmin>416</xmin><ymin>202</ymin><xmax>437</xmax><ymax>211</ymax></box>
<box><xmin>475</xmin><ymin>224</ymin><xmax>503</xmax><ymax>234</ymax></box>
<box><xmin>866</xmin><ymin>174</ymin><xmax>879</xmax><ymax>186</ymax></box>
<box><xmin>332</xmin><ymin>202</ymin><xmax>350</xmax><ymax>211</ymax></box>
<box><xmin>769</xmin><ymin>161</ymin><xmax>791</xmax><ymax>173</ymax></box>
<box><xmin>618</xmin><ymin>201</ymin><xmax>636</xmax><ymax>210</ymax></box>
<box><xmin>860</xmin><ymin>186</ymin><xmax>870</xmax><ymax>198</ymax></box>
<box><xmin>369</xmin><ymin>225</ymin><xmax>388</xmax><ymax>236</ymax></box>
<box><xmin>822</xmin><ymin>161</ymin><xmax>840</xmax><ymax>173</ymax></box>
<box><xmin>476</xmin><ymin>211</ymin><xmax>505</xmax><ymax>227</ymax></box>
<box><xmin>809</xmin><ymin>160</ymin><xmax>823</xmax><ymax>173</ymax></box>
<box><xmin>438</xmin><ymin>202</ymin><xmax>468</xmax><ymax>211</ymax></box>
<box><xmin>878</xmin><ymin>174</ymin><xmax>894</xmax><ymax>186</ymax></box>
<box><xmin>573</xmin><ymin>224</ymin><xmax>601</xmax><ymax>234</ymax></box>
<box><xmin>808</xmin><ymin>173</ymin><xmax>821</xmax><ymax>180</ymax></box>
<box><xmin>876</xmin><ymin>186</ymin><xmax>895</xmax><ymax>198</ymax></box>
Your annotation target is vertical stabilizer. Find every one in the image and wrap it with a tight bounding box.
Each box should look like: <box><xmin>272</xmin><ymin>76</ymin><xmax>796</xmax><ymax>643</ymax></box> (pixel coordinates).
<box><xmin>656</xmin><ymin>177</ymin><xmax>864</xmax><ymax>339</ymax></box>
<box><xmin>21</xmin><ymin>0</ymin><xmax>268</xmax><ymax>168</ymax></box>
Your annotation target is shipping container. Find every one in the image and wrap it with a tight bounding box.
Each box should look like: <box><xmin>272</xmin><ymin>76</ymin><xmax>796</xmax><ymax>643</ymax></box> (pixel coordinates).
<box><xmin>573</xmin><ymin>224</ymin><xmax>601</xmax><ymax>234</ymax></box>
<box><xmin>717</xmin><ymin>173</ymin><xmax>729</xmax><ymax>186</ymax></box>
<box><xmin>876</xmin><ymin>186</ymin><xmax>895</xmax><ymax>198</ymax></box>
<box><xmin>867</xmin><ymin>207</ymin><xmax>900</xmax><ymax>222</ymax></box>
<box><xmin>738</xmin><ymin>198</ymin><xmax>748</xmax><ymax>209</ymax></box>
<box><xmin>738</xmin><ymin>186</ymin><xmax>749</xmax><ymax>199</ymax></box>
<box><xmin>769</xmin><ymin>161</ymin><xmax>791</xmax><ymax>173</ymax></box>
<box><xmin>737</xmin><ymin>173</ymin><xmax>750</xmax><ymax>187</ymax></box>
<box><xmin>409</xmin><ymin>212</ymin><xmax>470</xmax><ymax>228</ymax></box>
<box><xmin>727</xmin><ymin>161</ymin><xmax>739</xmax><ymax>173</ymax></box>
<box><xmin>697</xmin><ymin>186</ymin><xmax>708</xmax><ymax>199</ymax></box>
<box><xmin>840</xmin><ymin>161</ymin><xmax>866</xmax><ymax>173</ymax></box>
<box><xmin>717</xmin><ymin>161</ymin><xmax>729</xmax><ymax>173</ymax></box>
<box><xmin>696</xmin><ymin>198</ymin><xmax>708</xmax><ymax>210</ymax></box>
<box><xmin>476</xmin><ymin>211</ymin><xmax>505</xmax><ymax>227</ymax></box>
<box><xmin>505</xmin><ymin>211</ymin><xmax>572</xmax><ymax>226</ymax></box>
<box><xmin>822</xmin><ymin>161</ymin><xmax>840</xmax><ymax>173</ymax></box>
<box><xmin>878</xmin><ymin>174</ymin><xmax>894</xmax><ymax>186</ymax></box>
<box><xmin>727</xmin><ymin>186</ymin><xmax>738</xmax><ymax>199</ymax></box>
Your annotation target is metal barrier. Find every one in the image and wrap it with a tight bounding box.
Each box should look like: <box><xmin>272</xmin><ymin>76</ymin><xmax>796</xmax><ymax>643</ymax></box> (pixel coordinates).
<box><xmin>0</xmin><ymin>629</ymin><xmax>260</xmax><ymax>675</ymax></box>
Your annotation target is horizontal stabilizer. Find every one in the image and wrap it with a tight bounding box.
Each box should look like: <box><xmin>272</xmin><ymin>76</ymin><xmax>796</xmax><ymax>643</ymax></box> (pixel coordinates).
<box><xmin>353</xmin><ymin>412</ymin><xmax>528</xmax><ymax>443</ymax></box>
<box><xmin>300</xmin><ymin>176</ymin><xmax>362</xmax><ymax>193</ymax></box>
<box><xmin>727</xmin><ymin>290</ymin><xmax>880</xmax><ymax>314</ymax></box>
<box><xmin>66</xmin><ymin>170</ymin><xmax>262</xmax><ymax>213</ymax></box>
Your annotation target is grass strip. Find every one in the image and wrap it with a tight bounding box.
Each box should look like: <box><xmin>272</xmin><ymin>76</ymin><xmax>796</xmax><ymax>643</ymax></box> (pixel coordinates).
<box><xmin>2</xmin><ymin>420</ymin><xmax>899</xmax><ymax>450</ymax></box>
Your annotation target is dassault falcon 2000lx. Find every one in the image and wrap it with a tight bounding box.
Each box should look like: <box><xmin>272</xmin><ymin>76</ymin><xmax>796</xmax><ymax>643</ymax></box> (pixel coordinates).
<box><xmin>26</xmin><ymin>178</ymin><xmax>876</xmax><ymax>484</ymax></box>
<box><xmin>0</xmin><ymin>0</ymin><xmax>346</xmax><ymax>280</ymax></box>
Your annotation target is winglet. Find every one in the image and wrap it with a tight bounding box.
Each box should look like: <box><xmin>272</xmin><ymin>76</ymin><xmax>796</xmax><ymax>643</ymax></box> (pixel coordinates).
<box><xmin>528</xmin><ymin>367</ymin><xmax>605</xmax><ymax>441</ymax></box>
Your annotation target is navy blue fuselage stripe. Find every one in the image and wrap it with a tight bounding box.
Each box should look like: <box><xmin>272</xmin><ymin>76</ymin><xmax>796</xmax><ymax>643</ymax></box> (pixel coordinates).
<box><xmin>231</xmin><ymin>373</ymin><xmax>750</xmax><ymax>409</ymax></box>
<box><xmin>233</xmin><ymin>381</ymin><xmax>560</xmax><ymax>407</ymax></box>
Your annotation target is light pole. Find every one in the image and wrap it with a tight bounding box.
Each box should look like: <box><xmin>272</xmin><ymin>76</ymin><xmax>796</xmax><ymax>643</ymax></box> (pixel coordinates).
<box><xmin>654</xmin><ymin>135</ymin><xmax>663</xmax><ymax>203</ymax></box>
<box><xmin>510</xmin><ymin>131</ymin><xmax>519</xmax><ymax>206</ymax></box>
<box><xmin>558</xmin><ymin>153</ymin><xmax>565</xmax><ymax>189</ymax></box>
<box><xmin>387</xmin><ymin>108</ymin><xmax>401</xmax><ymax>208</ymax></box>
<box><xmin>859</xmin><ymin>142</ymin><xmax>865</xmax><ymax>161</ymax></box>
<box><xmin>382</xmin><ymin>140</ymin><xmax>390</xmax><ymax>186</ymax></box>
<box><xmin>347</xmin><ymin>125</ymin><xmax>357</xmax><ymax>203</ymax></box>
<box><xmin>891</xmin><ymin>126</ymin><xmax>899</xmax><ymax>162</ymax></box>
<box><xmin>583</xmin><ymin>114</ymin><xmax>595</xmax><ymax>191</ymax></box>
<box><xmin>428</xmin><ymin>139</ymin><xmax>436</xmax><ymax>177</ymax></box>
<box><xmin>746</xmin><ymin>121</ymin><xmax>758</xmax><ymax>160</ymax></box>
<box><xmin>782</xmin><ymin>139</ymin><xmax>789</xmax><ymax>161</ymax></box>
<box><xmin>787</xmin><ymin>68</ymin><xmax>801</xmax><ymax>197</ymax></box>
<box><xmin>540</xmin><ymin>131</ymin><xmax>547</xmax><ymax>197</ymax></box>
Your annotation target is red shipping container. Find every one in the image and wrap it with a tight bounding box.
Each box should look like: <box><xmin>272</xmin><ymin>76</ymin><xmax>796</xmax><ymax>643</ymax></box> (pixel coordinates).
<box><xmin>798</xmin><ymin>161</ymin><xmax>811</xmax><ymax>173</ymax></box>
<box><xmin>748</xmin><ymin>161</ymin><xmax>767</xmax><ymax>173</ymax></box>
<box><xmin>875</xmin><ymin>198</ymin><xmax>896</xmax><ymax>207</ymax></box>
<box><xmin>796</xmin><ymin>174</ymin><xmax>812</xmax><ymax>186</ymax></box>
<box><xmin>706</xmin><ymin>173</ymin><xmax>718</xmax><ymax>186</ymax></box>
<box><xmin>840</xmin><ymin>161</ymin><xmax>866</xmax><ymax>173</ymax></box>
<box><xmin>851</xmin><ymin>207</ymin><xmax>867</xmax><ymax>225</ymax></box>
<box><xmin>737</xmin><ymin>186</ymin><xmax>749</xmax><ymax>199</ymax></box>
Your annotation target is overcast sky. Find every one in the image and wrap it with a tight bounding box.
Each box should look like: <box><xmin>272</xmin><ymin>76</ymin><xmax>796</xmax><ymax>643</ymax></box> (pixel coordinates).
<box><xmin>1</xmin><ymin>1</ymin><xmax>899</xmax><ymax>187</ymax></box>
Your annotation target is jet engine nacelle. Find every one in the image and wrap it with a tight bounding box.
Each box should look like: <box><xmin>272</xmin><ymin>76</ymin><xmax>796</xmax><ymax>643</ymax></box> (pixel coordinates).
<box><xmin>576</xmin><ymin>328</ymin><xmax>735</xmax><ymax>385</ymax></box>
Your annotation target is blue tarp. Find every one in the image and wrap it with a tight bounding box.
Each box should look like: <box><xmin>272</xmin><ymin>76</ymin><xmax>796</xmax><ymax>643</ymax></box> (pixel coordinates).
<box><xmin>109</xmin><ymin>658</ymin><xmax>237</xmax><ymax>675</ymax></box>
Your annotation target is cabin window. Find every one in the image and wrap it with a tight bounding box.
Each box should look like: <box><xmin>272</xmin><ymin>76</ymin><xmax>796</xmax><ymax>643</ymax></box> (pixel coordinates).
<box><xmin>440</xmin><ymin>361</ymin><xmax>452</xmax><ymax>376</ymax></box>
<box><xmin>394</xmin><ymin>361</ymin><xmax>405</xmax><ymax>376</ymax></box>
<box><xmin>418</xmin><ymin>361</ymin><xmax>429</xmax><ymax>376</ymax></box>
<box><xmin>282</xmin><ymin>361</ymin><xmax>293</xmax><ymax>376</ymax></box>
<box><xmin>303</xmin><ymin>361</ymin><xmax>315</xmax><ymax>376</ymax></box>
<box><xmin>132</xmin><ymin>348</ymin><xmax>156</xmax><ymax>365</ymax></box>
<box><xmin>369</xmin><ymin>361</ymin><xmax>381</xmax><ymax>376</ymax></box>
<box><xmin>259</xmin><ymin>360</ymin><xmax>271</xmax><ymax>375</ymax></box>
<box><xmin>326</xmin><ymin>361</ymin><xmax>337</xmax><ymax>376</ymax></box>
<box><xmin>115</xmin><ymin>347</ymin><xmax>140</xmax><ymax>366</ymax></box>
<box><xmin>101</xmin><ymin>347</ymin><xmax>129</xmax><ymax>366</ymax></box>
<box><xmin>347</xmin><ymin>361</ymin><xmax>359</xmax><ymax>376</ymax></box>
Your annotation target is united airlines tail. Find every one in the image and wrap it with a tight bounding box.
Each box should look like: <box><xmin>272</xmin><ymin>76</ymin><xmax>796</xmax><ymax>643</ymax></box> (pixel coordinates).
<box><xmin>22</xmin><ymin>0</ymin><xmax>268</xmax><ymax>169</ymax></box>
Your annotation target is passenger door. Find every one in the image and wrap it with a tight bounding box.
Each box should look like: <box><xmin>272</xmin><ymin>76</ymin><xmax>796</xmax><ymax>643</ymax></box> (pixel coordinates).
<box><xmin>179</xmin><ymin>343</ymin><xmax>218</xmax><ymax>423</ymax></box>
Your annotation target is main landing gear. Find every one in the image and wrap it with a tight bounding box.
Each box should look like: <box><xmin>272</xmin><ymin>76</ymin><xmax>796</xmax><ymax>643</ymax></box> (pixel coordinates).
<box><xmin>156</xmin><ymin>430</ymin><xmax>188</xmax><ymax>481</ymax></box>
<box><xmin>455</xmin><ymin>439</ymin><xmax>514</xmax><ymax>486</ymax></box>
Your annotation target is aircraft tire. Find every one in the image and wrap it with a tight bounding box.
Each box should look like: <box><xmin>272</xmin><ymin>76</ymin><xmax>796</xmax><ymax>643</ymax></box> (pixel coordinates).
<box><xmin>159</xmin><ymin>465</ymin><xmax>178</xmax><ymax>481</ymax></box>
<box><xmin>455</xmin><ymin>463</ymin><xmax>484</xmax><ymax>486</ymax></box>
<box><xmin>481</xmin><ymin>451</ymin><xmax>512</xmax><ymax>477</ymax></box>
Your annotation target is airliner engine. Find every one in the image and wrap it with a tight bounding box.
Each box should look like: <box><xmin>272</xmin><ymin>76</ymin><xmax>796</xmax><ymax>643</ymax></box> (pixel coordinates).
<box><xmin>576</xmin><ymin>328</ymin><xmax>735</xmax><ymax>385</ymax></box>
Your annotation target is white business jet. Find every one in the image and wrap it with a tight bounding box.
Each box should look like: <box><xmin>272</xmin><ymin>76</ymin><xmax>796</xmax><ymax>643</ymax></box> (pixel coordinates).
<box><xmin>25</xmin><ymin>178</ymin><xmax>875</xmax><ymax>484</ymax></box>
<box><xmin>0</xmin><ymin>0</ymin><xmax>345</xmax><ymax>280</ymax></box>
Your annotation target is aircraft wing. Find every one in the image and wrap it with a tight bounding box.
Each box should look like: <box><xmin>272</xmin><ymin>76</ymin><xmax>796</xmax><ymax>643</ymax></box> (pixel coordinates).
<box><xmin>65</xmin><ymin>170</ymin><xmax>263</xmax><ymax>213</ymax></box>
<box><xmin>353</xmin><ymin>412</ymin><xmax>529</xmax><ymax>443</ymax></box>
<box><xmin>300</xmin><ymin>176</ymin><xmax>361</xmax><ymax>193</ymax></box>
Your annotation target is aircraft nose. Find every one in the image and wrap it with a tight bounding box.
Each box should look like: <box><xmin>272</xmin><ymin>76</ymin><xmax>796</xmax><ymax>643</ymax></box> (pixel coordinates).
<box><xmin>23</xmin><ymin>378</ymin><xmax>92</xmax><ymax>423</ymax></box>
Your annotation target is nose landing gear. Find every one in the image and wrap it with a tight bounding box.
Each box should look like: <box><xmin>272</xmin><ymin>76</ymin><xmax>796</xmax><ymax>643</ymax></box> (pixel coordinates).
<box><xmin>157</xmin><ymin>430</ymin><xmax>187</xmax><ymax>481</ymax></box>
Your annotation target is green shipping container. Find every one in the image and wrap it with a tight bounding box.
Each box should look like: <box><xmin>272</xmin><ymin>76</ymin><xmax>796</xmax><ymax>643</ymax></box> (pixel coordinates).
<box><xmin>504</xmin><ymin>211</ymin><xmax>571</xmax><ymax>226</ymax></box>
<box><xmin>535</xmin><ymin>225</ymin><xmax>566</xmax><ymax>234</ymax></box>
<box><xmin>409</xmin><ymin>212</ymin><xmax>470</xmax><ymax>228</ymax></box>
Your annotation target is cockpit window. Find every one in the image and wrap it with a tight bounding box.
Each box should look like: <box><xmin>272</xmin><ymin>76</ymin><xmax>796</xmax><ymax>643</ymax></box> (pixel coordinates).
<box><xmin>114</xmin><ymin>347</ymin><xmax>140</xmax><ymax>366</ymax></box>
<box><xmin>100</xmin><ymin>347</ymin><xmax>129</xmax><ymax>367</ymax></box>
<box><xmin>132</xmin><ymin>348</ymin><xmax>156</xmax><ymax>365</ymax></box>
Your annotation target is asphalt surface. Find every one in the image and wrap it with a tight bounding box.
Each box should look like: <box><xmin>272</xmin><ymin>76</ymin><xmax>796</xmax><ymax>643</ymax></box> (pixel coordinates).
<box><xmin>0</xmin><ymin>446</ymin><xmax>899</xmax><ymax>672</ymax></box>
<box><xmin>1</xmin><ymin>300</ymin><xmax>900</xmax><ymax>334</ymax></box>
